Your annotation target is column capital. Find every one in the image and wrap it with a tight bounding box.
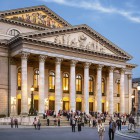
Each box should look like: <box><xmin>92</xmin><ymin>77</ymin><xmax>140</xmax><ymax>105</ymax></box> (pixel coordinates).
<box><xmin>55</xmin><ymin>57</ymin><xmax>63</xmax><ymax>64</ymax></box>
<box><xmin>84</xmin><ymin>62</ymin><xmax>91</xmax><ymax>68</ymax></box>
<box><xmin>120</xmin><ymin>68</ymin><xmax>126</xmax><ymax>74</ymax></box>
<box><xmin>20</xmin><ymin>51</ymin><xmax>30</xmax><ymax>60</ymax></box>
<box><xmin>39</xmin><ymin>55</ymin><xmax>47</xmax><ymax>62</ymax></box>
<box><xmin>109</xmin><ymin>66</ymin><xmax>115</xmax><ymax>72</ymax></box>
<box><xmin>70</xmin><ymin>60</ymin><xmax>78</xmax><ymax>66</ymax></box>
<box><xmin>97</xmin><ymin>64</ymin><xmax>104</xmax><ymax>70</ymax></box>
<box><xmin>128</xmin><ymin>74</ymin><xmax>132</xmax><ymax>79</ymax></box>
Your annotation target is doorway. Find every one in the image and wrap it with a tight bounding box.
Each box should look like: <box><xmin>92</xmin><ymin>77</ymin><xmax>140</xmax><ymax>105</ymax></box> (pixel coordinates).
<box><xmin>34</xmin><ymin>100</ymin><xmax>38</xmax><ymax>111</ymax></box>
<box><xmin>102</xmin><ymin>103</ymin><xmax>105</xmax><ymax>113</ymax></box>
<box><xmin>18</xmin><ymin>99</ymin><xmax>21</xmax><ymax>115</ymax></box>
<box><xmin>76</xmin><ymin>102</ymin><xmax>82</xmax><ymax>111</ymax></box>
<box><xmin>63</xmin><ymin>101</ymin><xmax>69</xmax><ymax>111</ymax></box>
<box><xmin>89</xmin><ymin>102</ymin><xmax>93</xmax><ymax>111</ymax></box>
<box><xmin>49</xmin><ymin>100</ymin><xmax>55</xmax><ymax>110</ymax></box>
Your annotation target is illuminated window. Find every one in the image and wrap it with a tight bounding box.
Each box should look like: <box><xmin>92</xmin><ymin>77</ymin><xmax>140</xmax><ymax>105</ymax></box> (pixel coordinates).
<box><xmin>102</xmin><ymin>78</ymin><xmax>105</xmax><ymax>96</ymax></box>
<box><xmin>17</xmin><ymin>68</ymin><xmax>21</xmax><ymax>90</ymax></box>
<box><xmin>89</xmin><ymin>76</ymin><xmax>94</xmax><ymax>95</ymax></box>
<box><xmin>49</xmin><ymin>71</ymin><xmax>55</xmax><ymax>92</ymax></box>
<box><xmin>8</xmin><ymin>29</ymin><xmax>20</xmax><ymax>36</ymax></box>
<box><xmin>63</xmin><ymin>73</ymin><xmax>69</xmax><ymax>93</ymax></box>
<box><xmin>76</xmin><ymin>75</ymin><xmax>82</xmax><ymax>94</ymax></box>
<box><xmin>116</xmin><ymin>79</ymin><xmax>120</xmax><ymax>97</ymax></box>
<box><xmin>34</xmin><ymin>69</ymin><xmax>39</xmax><ymax>91</ymax></box>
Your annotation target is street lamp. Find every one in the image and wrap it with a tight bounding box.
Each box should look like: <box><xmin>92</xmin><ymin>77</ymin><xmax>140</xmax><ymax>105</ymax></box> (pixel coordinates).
<box><xmin>136</xmin><ymin>82</ymin><xmax>140</xmax><ymax>126</ymax></box>
<box><xmin>29</xmin><ymin>85</ymin><xmax>35</xmax><ymax>116</ymax></box>
<box><xmin>131</xmin><ymin>93</ymin><xmax>135</xmax><ymax>115</ymax></box>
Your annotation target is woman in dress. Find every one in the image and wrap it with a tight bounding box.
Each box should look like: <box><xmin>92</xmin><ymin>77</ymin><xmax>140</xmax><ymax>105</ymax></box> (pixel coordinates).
<box><xmin>97</xmin><ymin>120</ymin><xmax>105</xmax><ymax>140</ymax></box>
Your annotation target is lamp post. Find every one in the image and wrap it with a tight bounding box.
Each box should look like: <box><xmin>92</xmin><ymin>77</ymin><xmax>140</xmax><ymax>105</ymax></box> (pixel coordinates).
<box><xmin>137</xmin><ymin>82</ymin><xmax>140</xmax><ymax>126</ymax></box>
<box><xmin>131</xmin><ymin>93</ymin><xmax>135</xmax><ymax>115</ymax></box>
<box><xmin>29</xmin><ymin>85</ymin><xmax>35</xmax><ymax>116</ymax></box>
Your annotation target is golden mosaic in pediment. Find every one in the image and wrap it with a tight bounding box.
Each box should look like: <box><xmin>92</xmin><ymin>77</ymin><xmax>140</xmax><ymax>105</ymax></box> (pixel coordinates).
<box><xmin>5</xmin><ymin>11</ymin><xmax>63</xmax><ymax>28</ymax></box>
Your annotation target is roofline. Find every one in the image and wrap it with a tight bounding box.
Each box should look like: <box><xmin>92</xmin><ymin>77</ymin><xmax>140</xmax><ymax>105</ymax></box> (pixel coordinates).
<box><xmin>0</xmin><ymin>5</ymin><xmax>71</xmax><ymax>27</ymax></box>
<box><xmin>20</xmin><ymin>24</ymin><xmax>133</xmax><ymax>59</ymax></box>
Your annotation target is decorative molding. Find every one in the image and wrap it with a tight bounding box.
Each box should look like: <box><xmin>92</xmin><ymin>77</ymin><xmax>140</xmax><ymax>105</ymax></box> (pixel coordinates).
<box><xmin>128</xmin><ymin>74</ymin><xmax>132</xmax><ymax>80</ymax></box>
<box><xmin>109</xmin><ymin>66</ymin><xmax>115</xmax><ymax>72</ymax></box>
<box><xmin>70</xmin><ymin>60</ymin><xmax>78</xmax><ymax>66</ymax></box>
<box><xmin>120</xmin><ymin>68</ymin><xmax>126</xmax><ymax>74</ymax></box>
<box><xmin>84</xmin><ymin>62</ymin><xmax>91</xmax><ymax>68</ymax></box>
<box><xmin>55</xmin><ymin>57</ymin><xmax>63</xmax><ymax>64</ymax></box>
<box><xmin>97</xmin><ymin>64</ymin><xmax>104</xmax><ymax>70</ymax></box>
<box><xmin>20</xmin><ymin>51</ymin><xmax>30</xmax><ymax>60</ymax></box>
<box><xmin>39</xmin><ymin>55</ymin><xmax>47</xmax><ymax>62</ymax></box>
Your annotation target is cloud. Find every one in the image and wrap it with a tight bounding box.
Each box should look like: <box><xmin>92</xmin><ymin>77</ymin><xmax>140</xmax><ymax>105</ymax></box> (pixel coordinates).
<box><xmin>40</xmin><ymin>0</ymin><xmax>140</xmax><ymax>23</ymax></box>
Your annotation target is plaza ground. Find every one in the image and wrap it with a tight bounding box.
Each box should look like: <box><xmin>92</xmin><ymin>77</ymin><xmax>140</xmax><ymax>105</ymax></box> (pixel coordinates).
<box><xmin>0</xmin><ymin>126</ymin><xmax>133</xmax><ymax>140</ymax></box>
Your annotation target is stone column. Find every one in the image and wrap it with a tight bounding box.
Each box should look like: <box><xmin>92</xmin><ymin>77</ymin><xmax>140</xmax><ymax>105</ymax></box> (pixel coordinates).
<box><xmin>70</xmin><ymin>60</ymin><xmax>77</xmax><ymax>112</ymax></box>
<box><xmin>55</xmin><ymin>58</ymin><xmax>63</xmax><ymax>115</ymax></box>
<box><xmin>21</xmin><ymin>52</ymin><xmax>29</xmax><ymax>116</ymax></box>
<box><xmin>38</xmin><ymin>55</ymin><xmax>46</xmax><ymax>115</ymax></box>
<box><xmin>84</xmin><ymin>62</ymin><xmax>90</xmax><ymax>114</ymax></box>
<box><xmin>120</xmin><ymin>69</ymin><xmax>125</xmax><ymax>114</ymax></box>
<box><xmin>128</xmin><ymin>75</ymin><xmax>132</xmax><ymax>114</ymax></box>
<box><xmin>96</xmin><ymin>65</ymin><xmax>103</xmax><ymax>113</ymax></box>
<box><xmin>108</xmin><ymin>66</ymin><xmax>114</xmax><ymax>115</ymax></box>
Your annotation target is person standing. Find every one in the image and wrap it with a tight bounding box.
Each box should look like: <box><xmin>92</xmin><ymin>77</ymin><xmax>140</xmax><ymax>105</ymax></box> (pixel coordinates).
<box><xmin>33</xmin><ymin>117</ymin><xmax>37</xmax><ymax>129</ymax></box>
<box><xmin>10</xmin><ymin>117</ymin><xmax>14</xmax><ymax>128</ymax></box>
<box><xmin>58</xmin><ymin>118</ymin><xmax>60</xmax><ymax>126</ymax></box>
<box><xmin>77</xmin><ymin>116</ymin><xmax>82</xmax><ymax>132</ymax></box>
<box><xmin>97</xmin><ymin>120</ymin><xmax>105</xmax><ymax>140</ymax></box>
<box><xmin>109</xmin><ymin>118</ymin><xmax>116</xmax><ymax>140</ymax></box>
<box><xmin>37</xmin><ymin>119</ymin><xmax>41</xmax><ymax>130</ymax></box>
<box><xmin>71</xmin><ymin>117</ymin><xmax>76</xmax><ymax>132</ymax></box>
<box><xmin>14</xmin><ymin>118</ymin><xmax>18</xmax><ymax>128</ymax></box>
<box><xmin>47</xmin><ymin>118</ymin><xmax>50</xmax><ymax>126</ymax></box>
<box><xmin>116</xmin><ymin>118</ymin><xmax>122</xmax><ymax>131</ymax></box>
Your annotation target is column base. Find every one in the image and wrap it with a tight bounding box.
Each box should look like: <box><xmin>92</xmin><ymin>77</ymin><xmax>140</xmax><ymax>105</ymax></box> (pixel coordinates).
<box><xmin>21</xmin><ymin>112</ymin><xmax>28</xmax><ymax>116</ymax></box>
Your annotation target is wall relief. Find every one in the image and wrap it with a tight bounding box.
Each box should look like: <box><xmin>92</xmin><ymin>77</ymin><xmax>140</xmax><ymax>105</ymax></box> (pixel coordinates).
<box><xmin>5</xmin><ymin>11</ymin><xmax>63</xmax><ymax>28</ymax></box>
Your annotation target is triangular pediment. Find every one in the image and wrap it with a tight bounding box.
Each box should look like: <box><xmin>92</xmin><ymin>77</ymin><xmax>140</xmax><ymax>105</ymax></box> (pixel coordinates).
<box><xmin>0</xmin><ymin>5</ymin><xmax>71</xmax><ymax>29</ymax></box>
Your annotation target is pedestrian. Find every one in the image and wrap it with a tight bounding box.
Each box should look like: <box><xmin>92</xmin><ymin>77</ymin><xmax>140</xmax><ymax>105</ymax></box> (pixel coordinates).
<box><xmin>116</xmin><ymin>118</ymin><xmax>122</xmax><ymax>131</ymax></box>
<box><xmin>33</xmin><ymin>117</ymin><xmax>37</xmax><ymax>129</ymax></box>
<box><xmin>58</xmin><ymin>118</ymin><xmax>60</xmax><ymax>126</ymax></box>
<box><xmin>47</xmin><ymin>118</ymin><xmax>50</xmax><ymax>126</ymax></box>
<box><xmin>14</xmin><ymin>118</ymin><xmax>18</xmax><ymax>128</ymax></box>
<box><xmin>54</xmin><ymin>118</ymin><xmax>57</xmax><ymax>126</ymax></box>
<box><xmin>109</xmin><ymin>118</ymin><xmax>116</xmax><ymax>140</ymax></box>
<box><xmin>97</xmin><ymin>120</ymin><xmax>105</xmax><ymax>140</ymax></box>
<box><xmin>71</xmin><ymin>117</ymin><xmax>76</xmax><ymax>132</ymax></box>
<box><xmin>37</xmin><ymin>119</ymin><xmax>41</xmax><ymax>130</ymax></box>
<box><xmin>10</xmin><ymin>117</ymin><xmax>14</xmax><ymax>128</ymax></box>
<box><xmin>77</xmin><ymin>116</ymin><xmax>82</xmax><ymax>132</ymax></box>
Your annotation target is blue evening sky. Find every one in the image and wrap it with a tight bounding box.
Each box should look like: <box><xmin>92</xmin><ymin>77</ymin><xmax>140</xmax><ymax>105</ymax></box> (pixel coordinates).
<box><xmin>0</xmin><ymin>0</ymin><xmax>139</xmax><ymax>78</ymax></box>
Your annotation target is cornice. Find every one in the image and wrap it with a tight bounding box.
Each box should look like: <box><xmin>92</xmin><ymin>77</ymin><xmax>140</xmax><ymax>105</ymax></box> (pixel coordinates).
<box><xmin>20</xmin><ymin>24</ymin><xmax>132</xmax><ymax>60</ymax></box>
<box><xmin>7</xmin><ymin>36</ymin><xmax>130</xmax><ymax>61</ymax></box>
<box><xmin>126</xmin><ymin>63</ymin><xmax>137</xmax><ymax>69</ymax></box>
<box><xmin>0</xmin><ymin>5</ymin><xmax>71</xmax><ymax>27</ymax></box>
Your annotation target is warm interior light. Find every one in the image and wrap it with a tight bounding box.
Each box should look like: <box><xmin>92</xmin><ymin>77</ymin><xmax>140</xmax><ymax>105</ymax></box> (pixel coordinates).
<box><xmin>137</xmin><ymin>82</ymin><xmax>140</xmax><ymax>91</ymax></box>
<box><xmin>131</xmin><ymin>95</ymin><xmax>135</xmax><ymax>98</ymax></box>
<box><xmin>31</xmin><ymin>85</ymin><xmax>34</xmax><ymax>92</ymax></box>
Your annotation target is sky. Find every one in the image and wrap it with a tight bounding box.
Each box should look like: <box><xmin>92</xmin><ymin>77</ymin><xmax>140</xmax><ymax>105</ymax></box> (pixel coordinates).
<box><xmin>0</xmin><ymin>0</ymin><xmax>139</xmax><ymax>78</ymax></box>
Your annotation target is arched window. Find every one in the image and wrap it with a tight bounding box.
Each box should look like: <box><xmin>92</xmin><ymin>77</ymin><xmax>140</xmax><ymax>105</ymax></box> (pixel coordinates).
<box><xmin>89</xmin><ymin>76</ymin><xmax>94</xmax><ymax>95</ymax></box>
<box><xmin>102</xmin><ymin>78</ymin><xmax>105</xmax><ymax>96</ymax></box>
<box><xmin>49</xmin><ymin>71</ymin><xmax>55</xmax><ymax>92</ymax></box>
<box><xmin>76</xmin><ymin>75</ymin><xmax>82</xmax><ymax>94</ymax></box>
<box><xmin>116</xmin><ymin>79</ymin><xmax>120</xmax><ymax>97</ymax></box>
<box><xmin>63</xmin><ymin>73</ymin><xmax>69</xmax><ymax>93</ymax></box>
<box><xmin>34</xmin><ymin>69</ymin><xmax>39</xmax><ymax>91</ymax></box>
<box><xmin>17</xmin><ymin>68</ymin><xmax>21</xmax><ymax>90</ymax></box>
<box><xmin>8</xmin><ymin>29</ymin><xmax>20</xmax><ymax>36</ymax></box>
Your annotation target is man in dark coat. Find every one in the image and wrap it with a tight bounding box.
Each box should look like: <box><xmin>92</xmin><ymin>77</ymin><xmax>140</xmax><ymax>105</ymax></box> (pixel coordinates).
<box><xmin>71</xmin><ymin>117</ymin><xmax>76</xmax><ymax>132</ymax></box>
<box><xmin>109</xmin><ymin>118</ymin><xmax>116</xmax><ymax>140</ymax></box>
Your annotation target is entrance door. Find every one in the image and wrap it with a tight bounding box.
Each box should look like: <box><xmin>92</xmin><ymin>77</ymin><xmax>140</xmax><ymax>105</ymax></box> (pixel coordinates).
<box><xmin>34</xmin><ymin>100</ymin><xmax>38</xmax><ymax>111</ymax></box>
<box><xmin>63</xmin><ymin>101</ymin><xmax>69</xmax><ymax>111</ymax></box>
<box><xmin>102</xmin><ymin>103</ymin><xmax>104</xmax><ymax>113</ymax></box>
<box><xmin>89</xmin><ymin>102</ymin><xmax>93</xmax><ymax>111</ymax></box>
<box><xmin>76</xmin><ymin>102</ymin><xmax>82</xmax><ymax>111</ymax></box>
<box><xmin>18</xmin><ymin>99</ymin><xmax>21</xmax><ymax>115</ymax></box>
<box><xmin>49</xmin><ymin>100</ymin><xmax>55</xmax><ymax>110</ymax></box>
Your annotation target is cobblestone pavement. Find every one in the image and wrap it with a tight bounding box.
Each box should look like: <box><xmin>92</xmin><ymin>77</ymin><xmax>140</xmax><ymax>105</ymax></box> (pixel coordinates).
<box><xmin>116</xmin><ymin>126</ymin><xmax>140</xmax><ymax>140</ymax></box>
<box><xmin>0</xmin><ymin>125</ymin><xmax>133</xmax><ymax>140</ymax></box>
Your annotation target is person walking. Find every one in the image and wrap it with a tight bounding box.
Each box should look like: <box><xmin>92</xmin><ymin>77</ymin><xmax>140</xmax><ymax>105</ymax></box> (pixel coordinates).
<box><xmin>77</xmin><ymin>116</ymin><xmax>82</xmax><ymax>132</ymax></box>
<box><xmin>58</xmin><ymin>118</ymin><xmax>60</xmax><ymax>126</ymax></box>
<box><xmin>116</xmin><ymin>118</ymin><xmax>122</xmax><ymax>131</ymax></box>
<box><xmin>37</xmin><ymin>119</ymin><xmax>41</xmax><ymax>130</ymax></box>
<box><xmin>14</xmin><ymin>118</ymin><xmax>18</xmax><ymax>128</ymax></box>
<box><xmin>71</xmin><ymin>117</ymin><xmax>76</xmax><ymax>132</ymax></box>
<box><xmin>109</xmin><ymin>118</ymin><xmax>117</xmax><ymax>140</ymax></box>
<box><xmin>47</xmin><ymin>118</ymin><xmax>50</xmax><ymax>126</ymax></box>
<box><xmin>33</xmin><ymin>117</ymin><xmax>37</xmax><ymax>129</ymax></box>
<box><xmin>97</xmin><ymin>120</ymin><xmax>105</xmax><ymax>140</ymax></box>
<box><xmin>10</xmin><ymin>117</ymin><xmax>14</xmax><ymax>128</ymax></box>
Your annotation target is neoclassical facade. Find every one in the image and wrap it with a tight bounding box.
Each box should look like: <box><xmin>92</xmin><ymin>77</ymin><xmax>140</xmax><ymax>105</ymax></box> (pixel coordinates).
<box><xmin>0</xmin><ymin>5</ymin><xmax>136</xmax><ymax>116</ymax></box>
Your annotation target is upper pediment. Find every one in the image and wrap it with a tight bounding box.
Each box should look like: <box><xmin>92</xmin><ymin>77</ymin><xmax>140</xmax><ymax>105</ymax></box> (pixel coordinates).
<box><xmin>40</xmin><ymin>32</ymin><xmax>115</xmax><ymax>55</ymax></box>
<box><xmin>0</xmin><ymin>5</ymin><xmax>71</xmax><ymax>29</ymax></box>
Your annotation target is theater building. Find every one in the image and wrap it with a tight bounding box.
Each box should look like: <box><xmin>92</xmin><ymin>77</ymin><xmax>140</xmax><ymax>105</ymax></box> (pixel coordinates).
<box><xmin>0</xmin><ymin>5</ymin><xmax>136</xmax><ymax>116</ymax></box>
